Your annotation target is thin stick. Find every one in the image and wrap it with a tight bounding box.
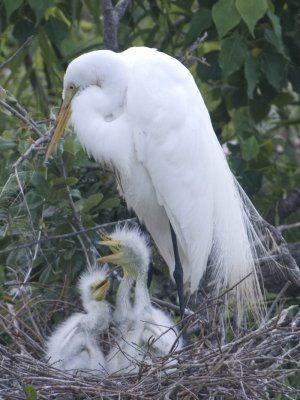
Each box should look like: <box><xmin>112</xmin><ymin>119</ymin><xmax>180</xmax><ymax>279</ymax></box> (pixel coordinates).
<box><xmin>0</xmin><ymin>218</ymin><xmax>138</xmax><ymax>255</ymax></box>
<box><xmin>12</xmin><ymin>135</ymin><xmax>50</xmax><ymax>169</ymax></box>
<box><xmin>0</xmin><ymin>35</ymin><xmax>34</xmax><ymax>71</ymax></box>
<box><xmin>0</xmin><ymin>99</ymin><xmax>44</xmax><ymax>138</ymax></box>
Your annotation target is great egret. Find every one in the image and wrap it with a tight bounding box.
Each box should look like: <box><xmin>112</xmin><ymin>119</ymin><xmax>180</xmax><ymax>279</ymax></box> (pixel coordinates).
<box><xmin>46</xmin><ymin>268</ymin><xmax>110</xmax><ymax>375</ymax></box>
<box><xmin>45</xmin><ymin>46</ymin><xmax>271</xmax><ymax>322</ymax></box>
<box><xmin>98</xmin><ymin>226</ymin><xmax>182</xmax><ymax>374</ymax></box>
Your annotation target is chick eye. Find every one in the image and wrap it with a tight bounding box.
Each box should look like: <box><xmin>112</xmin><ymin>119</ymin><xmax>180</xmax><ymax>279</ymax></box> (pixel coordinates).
<box><xmin>69</xmin><ymin>84</ymin><xmax>75</xmax><ymax>90</ymax></box>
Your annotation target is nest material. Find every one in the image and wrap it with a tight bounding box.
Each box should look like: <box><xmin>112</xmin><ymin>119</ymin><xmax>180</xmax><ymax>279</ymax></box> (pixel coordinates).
<box><xmin>0</xmin><ymin>295</ymin><xmax>300</xmax><ymax>400</ymax></box>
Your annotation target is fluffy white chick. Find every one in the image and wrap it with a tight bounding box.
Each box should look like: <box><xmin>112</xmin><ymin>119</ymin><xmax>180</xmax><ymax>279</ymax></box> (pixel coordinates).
<box><xmin>46</xmin><ymin>268</ymin><xmax>110</xmax><ymax>375</ymax></box>
<box><xmin>99</xmin><ymin>226</ymin><xmax>182</xmax><ymax>374</ymax></box>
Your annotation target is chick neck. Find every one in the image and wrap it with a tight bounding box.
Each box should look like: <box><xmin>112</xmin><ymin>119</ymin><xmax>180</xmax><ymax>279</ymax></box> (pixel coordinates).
<box><xmin>115</xmin><ymin>274</ymin><xmax>134</xmax><ymax>322</ymax></box>
<box><xmin>83</xmin><ymin>299</ymin><xmax>110</xmax><ymax>332</ymax></box>
<box><xmin>132</xmin><ymin>261</ymin><xmax>151</xmax><ymax>311</ymax></box>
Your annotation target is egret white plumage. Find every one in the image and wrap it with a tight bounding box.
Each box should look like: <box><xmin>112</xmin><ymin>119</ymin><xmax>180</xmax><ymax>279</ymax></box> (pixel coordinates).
<box><xmin>98</xmin><ymin>226</ymin><xmax>182</xmax><ymax>374</ymax></box>
<box><xmin>46</xmin><ymin>268</ymin><xmax>110</xmax><ymax>374</ymax></box>
<box><xmin>45</xmin><ymin>46</ymin><xmax>272</xmax><ymax>322</ymax></box>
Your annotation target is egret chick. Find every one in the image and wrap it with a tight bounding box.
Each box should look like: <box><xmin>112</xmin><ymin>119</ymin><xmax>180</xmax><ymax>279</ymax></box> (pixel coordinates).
<box><xmin>98</xmin><ymin>227</ymin><xmax>182</xmax><ymax>374</ymax></box>
<box><xmin>46</xmin><ymin>268</ymin><xmax>110</xmax><ymax>375</ymax></box>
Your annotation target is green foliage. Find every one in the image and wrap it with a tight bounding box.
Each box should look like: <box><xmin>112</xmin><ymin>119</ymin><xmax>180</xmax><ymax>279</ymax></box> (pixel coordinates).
<box><xmin>23</xmin><ymin>384</ymin><xmax>37</xmax><ymax>400</ymax></box>
<box><xmin>212</xmin><ymin>0</ymin><xmax>241</xmax><ymax>38</ymax></box>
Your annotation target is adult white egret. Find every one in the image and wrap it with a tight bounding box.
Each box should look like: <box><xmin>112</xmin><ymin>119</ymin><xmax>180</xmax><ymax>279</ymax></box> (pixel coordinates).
<box><xmin>45</xmin><ymin>268</ymin><xmax>110</xmax><ymax>375</ymax></box>
<box><xmin>98</xmin><ymin>226</ymin><xmax>182</xmax><ymax>374</ymax></box>
<box><xmin>45</xmin><ymin>46</ymin><xmax>271</xmax><ymax>322</ymax></box>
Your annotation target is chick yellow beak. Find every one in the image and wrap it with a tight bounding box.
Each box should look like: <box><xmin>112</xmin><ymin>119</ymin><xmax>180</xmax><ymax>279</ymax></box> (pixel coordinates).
<box><xmin>97</xmin><ymin>237</ymin><xmax>123</xmax><ymax>264</ymax></box>
<box><xmin>90</xmin><ymin>279</ymin><xmax>110</xmax><ymax>301</ymax></box>
<box><xmin>45</xmin><ymin>87</ymin><xmax>77</xmax><ymax>162</ymax></box>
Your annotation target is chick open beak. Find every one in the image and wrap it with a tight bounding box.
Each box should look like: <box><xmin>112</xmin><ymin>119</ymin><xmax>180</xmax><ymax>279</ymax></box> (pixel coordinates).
<box><xmin>45</xmin><ymin>87</ymin><xmax>77</xmax><ymax>162</ymax></box>
<box><xmin>90</xmin><ymin>279</ymin><xmax>110</xmax><ymax>301</ymax></box>
<box><xmin>97</xmin><ymin>237</ymin><xmax>123</xmax><ymax>264</ymax></box>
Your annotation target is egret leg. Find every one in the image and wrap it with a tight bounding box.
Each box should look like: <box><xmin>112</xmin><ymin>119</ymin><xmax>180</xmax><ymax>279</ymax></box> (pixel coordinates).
<box><xmin>139</xmin><ymin>222</ymin><xmax>154</xmax><ymax>288</ymax></box>
<box><xmin>170</xmin><ymin>223</ymin><xmax>185</xmax><ymax>319</ymax></box>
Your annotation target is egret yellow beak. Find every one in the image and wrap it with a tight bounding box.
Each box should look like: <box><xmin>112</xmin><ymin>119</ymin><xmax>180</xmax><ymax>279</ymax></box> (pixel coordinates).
<box><xmin>90</xmin><ymin>279</ymin><xmax>110</xmax><ymax>301</ymax></box>
<box><xmin>45</xmin><ymin>87</ymin><xmax>77</xmax><ymax>161</ymax></box>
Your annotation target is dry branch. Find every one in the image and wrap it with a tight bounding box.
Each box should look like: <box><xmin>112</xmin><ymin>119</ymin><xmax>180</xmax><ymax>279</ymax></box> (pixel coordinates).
<box><xmin>0</xmin><ymin>35</ymin><xmax>34</xmax><ymax>71</ymax></box>
<box><xmin>102</xmin><ymin>0</ymin><xmax>131</xmax><ymax>51</ymax></box>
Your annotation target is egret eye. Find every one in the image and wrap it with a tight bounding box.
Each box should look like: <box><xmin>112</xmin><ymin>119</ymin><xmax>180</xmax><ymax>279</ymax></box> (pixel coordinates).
<box><xmin>69</xmin><ymin>84</ymin><xmax>75</xmax><ymax>90</ymax></box>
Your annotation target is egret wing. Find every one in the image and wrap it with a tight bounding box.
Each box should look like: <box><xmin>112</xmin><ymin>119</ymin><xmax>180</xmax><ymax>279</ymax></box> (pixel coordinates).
<box><xmin>124</xmin><ymin>49</ymin><xmax>216</xmax><ymax>290</ymax></box>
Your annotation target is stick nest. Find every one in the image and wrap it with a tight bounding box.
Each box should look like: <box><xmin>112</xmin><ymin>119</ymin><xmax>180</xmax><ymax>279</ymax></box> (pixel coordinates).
<box><xmin>1</xmin><ymin>294</ymin><xmax>299</xmax><ymax>400</ymax></box>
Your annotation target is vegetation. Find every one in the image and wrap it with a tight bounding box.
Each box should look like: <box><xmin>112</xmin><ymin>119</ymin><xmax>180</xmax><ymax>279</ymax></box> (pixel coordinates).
<box><xmin>0</xmin><ymin>0</ymin><xmax>299</xmax><ymax>398</ymax></box>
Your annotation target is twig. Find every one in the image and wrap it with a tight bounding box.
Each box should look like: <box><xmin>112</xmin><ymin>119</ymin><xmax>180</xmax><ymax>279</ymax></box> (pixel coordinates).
<box><xmin>102</xmin><ymin>0</ymin><xmax>131</xmax><ymax>51</ymax></box>
<box><xmin>176</xmin><ymin>33</ymin><xmax>209</xmax><ymax>67</ymax></box>
<box><xmin>12</xmin><ymin>135</ymin><xmax>50</xmax><ymax>169</ymax></box>
<box><xmin>151</xmin><ymin>297</ymin><xmax>193</xmax><ymax>317</ymax></box>
<box><xmin>0</xmin><ymin>218</ymin><xmax>138</xmax><ymax>255</ymax></box>
<box><xmin>277</xmin><ymin>221</ymin><xmax>300</xmax><ymax>232</ymax></box>
<box><xmin>0</xmin><ymin>35</ymin><xmax>34</xmax><ymax>71</ymax></box>
<box><xmin>264</xmin><ymin>281</ymin><xmax>290</xmax><ymax>322</ymax></box>
<box><xmin>59</xmin><ymin>157</ymin><xmax>100</xmax><ymax>266</ymax></box>
<box><xmin>0</xmin><ymin>99</ymin><xmax>44</xmax><ymax>138</ymax></box>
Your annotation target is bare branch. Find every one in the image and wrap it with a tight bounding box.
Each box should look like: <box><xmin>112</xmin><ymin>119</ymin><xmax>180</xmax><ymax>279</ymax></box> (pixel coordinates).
<box><xmin>59</xmin><ymin>157</ymin><xmax>100</xmax><ymax>266</ymax></box>
<box><xmin>277</xmin><ymin>221</ymin><xmax>300</xmax><ymax>232</ymax></box>
<box><xmin>115</xmin><ymin>0</ymin><xmax>131</xmax><ymax>21</ymax></box>
<box><xmin>176</xmin><ymin>33</ymin><xmax>209</xmax><ymax>67</ymax></box>
<box><xmin>101</xmin><ymin>0</ymin><xmax>130</xmax><ymax>51</ymax></box>
<box><xmin>0</xmin><ymin>35</ymin><xmax>34</xmax><ymax>71</ymax></box>
<box><xmin>0</xmin><ymin>98</ymin><xmax>44</xmax><ymax>138</ymax></box>
<box><xmin>12</xmin><ymin>135</ymin><xmax>50</xmax><ymax>169</ymax></box>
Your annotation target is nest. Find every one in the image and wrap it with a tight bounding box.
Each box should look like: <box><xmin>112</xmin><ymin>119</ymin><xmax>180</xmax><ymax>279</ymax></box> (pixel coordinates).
<box><xmin>1</xmin><ymin>292</ymin><xmax>300</xmax><ymax>400</ymax></box>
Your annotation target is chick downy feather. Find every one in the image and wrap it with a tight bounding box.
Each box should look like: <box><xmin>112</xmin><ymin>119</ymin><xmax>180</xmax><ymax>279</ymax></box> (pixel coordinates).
<box><xmin>45</xmin><ymin>268</ymin><xmax>110</xmax><ymax>375</ymax></box>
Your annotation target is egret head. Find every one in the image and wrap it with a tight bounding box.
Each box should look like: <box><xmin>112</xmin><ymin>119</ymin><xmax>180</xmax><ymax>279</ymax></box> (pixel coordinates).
<box><xmin>45</xmin><ymin>50</ymin><xmax>126</xmax><ymax>162</ymax></box>
<box><xmin>98</xmin><ymin>227</ymin><xmax>151</xmax><ymax>279</ymax></box>
<box><xmin>78</xmin><ymin>268</ymin><xmax>110</xmax><ymax>311</ymax></box>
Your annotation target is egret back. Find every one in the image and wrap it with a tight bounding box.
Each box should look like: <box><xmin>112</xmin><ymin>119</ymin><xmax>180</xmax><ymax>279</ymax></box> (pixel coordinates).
<box><xmin>123</xmin><ymin>48</ymin><xmax>266</xmax><ymax>322</ymax></box>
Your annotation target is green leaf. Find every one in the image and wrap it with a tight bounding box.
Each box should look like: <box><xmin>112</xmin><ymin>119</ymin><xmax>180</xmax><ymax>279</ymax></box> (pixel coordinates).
<box><xmin>262</xmin><ymin>53</ymin><xmax>287</xmax><ymax>90</ymax></box>
<box><xmin>288</xmin><ymin>65</ymin><xmax>300</xmax><ymax>93</ymax></box>
<box><xmin>0</xmin><ymin>137</ymin><xmax>16</xmax><ymax>150</ymax></box>
<box><xmin>249</xmin><ymin>95</ymin><xmax>270</xmax><ymax>122</ymax></box>
<box><xmin>31</xmin><ymin>172</ymin><xmax>48</xmax><ymax>196</ymax></box>
<box><xmin>236</xmin><ymin>0</ymin><xmax>268</xmax><ymax>36</ymax></box>
<box><xmin>23</xmin><ymin>384</ymin><xmax>37</xmax><ymax>400</ymax></box>
<box><xmin>244</xmin><ymin>54</ymin><xmax>260</xmax><ymax>98</ymax></box>
<box><xmin>27</xmin><ymin>0</ymin><xmax>52</xmax><ymax>23</ymax></box>
<box><xmin>51</xmin><ymin>177</ymin><xmax>78</xmax><ymax>189</ymax></box>
<box><xmin>197</xmin><ymin>51</ymin><xmax>221</xmax><ymax>81</ymax></box>
<box><xmin>186</xmin><ymin>9</ymin><xmax>212</xmax><ymax>44</ymax></box>
<box><xmin>212</xmin><ymin>0</ymin><xmax>241</xmax><ymax>38</ymax></box>
<box><xmin>3</xmin><ymin>0</ymin><xmax>23</xmax><ymax>20</ymax></box>
<box><xmin>99</xmin><ymin>197</ymin><xmax>120</xmax><ymax>209</ymax></box>
<box><xmin>267</xmin><ymin>11</ymin><xmax>283</xmax><ymax>43</ymax></box>
<box><xmin>75</xmin><ymin>193</ymin><xmax>104</xmax><ymax>212</ymax></box>
<box><xmin>264</xmin><ymin>27</ymin><xmax>284</xmax><ymax>54</ymax></box>
<box><xmin>241</xmin><ymin>136</ymin><xmax>259</xmax><ymax>161</ymax></box>
<box><xmin>273</xmin><ymin>92</ymin><xmax>294</xmax><ymax>108</ymax></box>
<box><xmin>241</xmin><ymin>170</ymin><xmax>262</xmax><ymax>195</ymax></box>
<box><xmin>44</xmin><ymin>17</ymin><xmax>69</xmax><ymax>44</ymax></box>
<box><xmin>219</xmin><ymin>35</ymin><xmax>247</xmax><ymax>78</ymax></box>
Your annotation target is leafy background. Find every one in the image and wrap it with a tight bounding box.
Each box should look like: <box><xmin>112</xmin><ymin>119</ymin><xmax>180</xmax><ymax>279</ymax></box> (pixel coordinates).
<box><xmin>0</xmin><ymin>0</ymin><xmax>300</xmax><ymax>352</ymax></box>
